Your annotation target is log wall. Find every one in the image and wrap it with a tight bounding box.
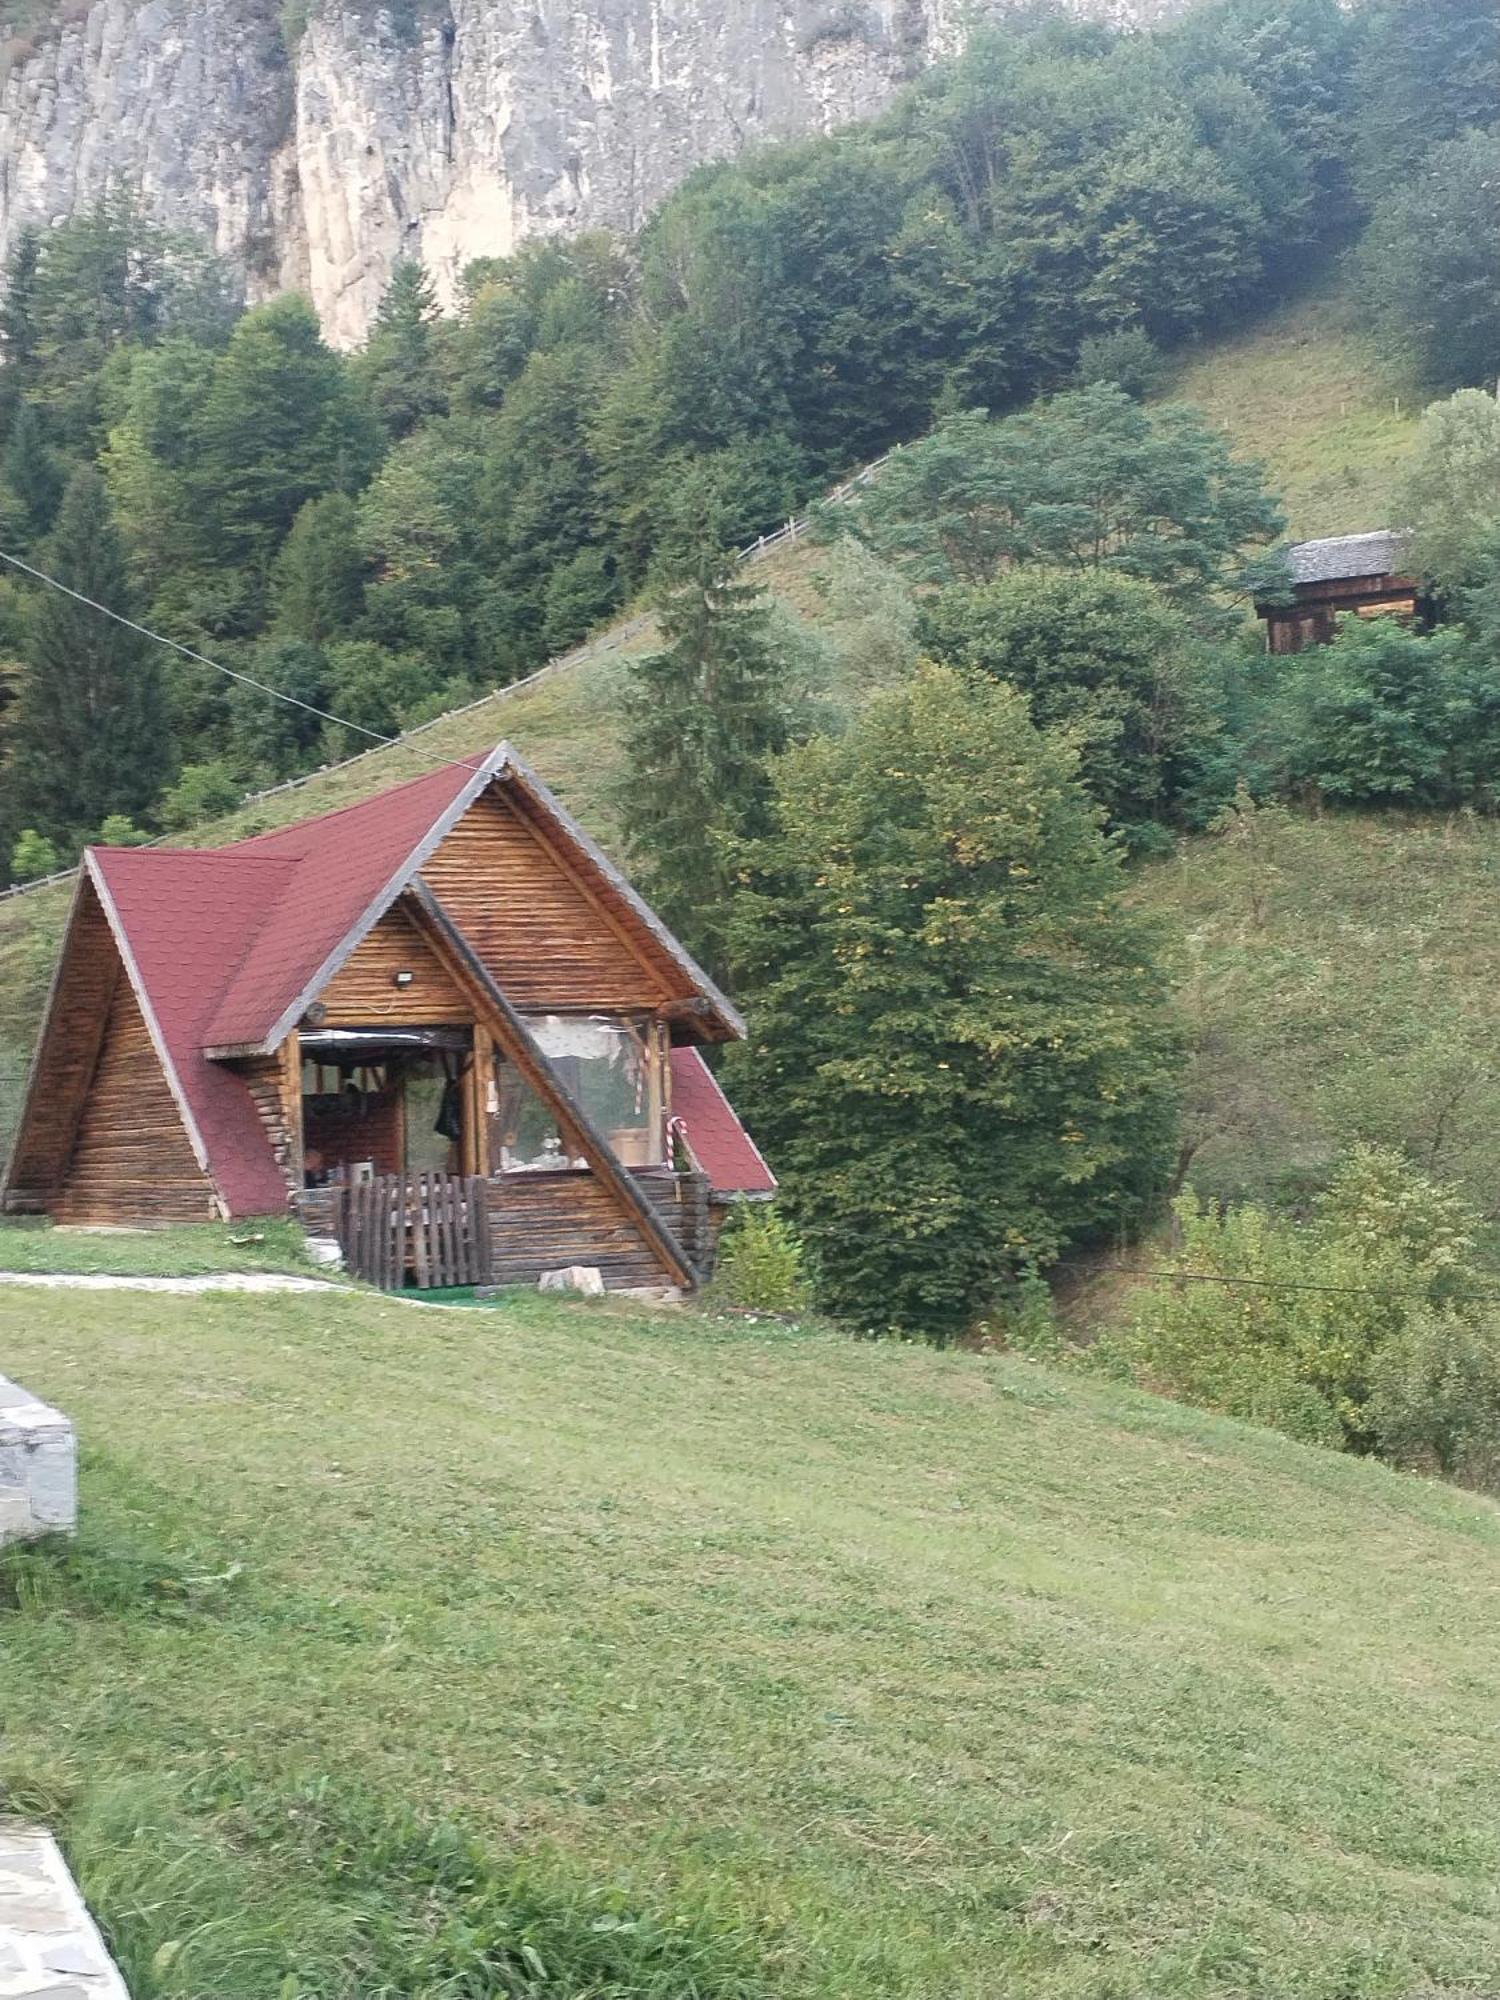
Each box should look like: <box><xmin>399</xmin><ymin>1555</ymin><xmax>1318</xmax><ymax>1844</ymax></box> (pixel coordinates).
<box><xmin>235</xmin><ymin>1050</ymin><xmax>300</xmax><ymax>1200</ymax></box>
<box><xmin>319</xmin><ymin>906</ymin><xmax>471</xmax><ymax>1026</ymax></box>
<box><xmin>52</xmin><ymin>982</ymin><xmax>216</xmax><ymax>1224</ymax></box>
<box><xmin>483</xmin><ymin>1171</ymin><xmax>675</xmax><ymax>1288</ymax></box>
<box><xmin>3</xmin><ymin>884</ymin><xmax>119</xmax><ymax>1208</ymax></box>
<box><xmin>422</xmin><ymin>791</ymin><xmax>674</xmax><ymax>1012</ymax></box>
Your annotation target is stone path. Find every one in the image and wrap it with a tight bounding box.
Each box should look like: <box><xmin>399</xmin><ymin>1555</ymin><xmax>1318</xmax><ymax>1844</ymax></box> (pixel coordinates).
<box><xmin>0</xmin><ymin>1827</ymin><xmax>128</xmax><ymax>1999</ymax></box>
<box><xmin>0</xmin><ymin>1272</ymin><xmax>335</xmax><ymax>1295</ymax></box>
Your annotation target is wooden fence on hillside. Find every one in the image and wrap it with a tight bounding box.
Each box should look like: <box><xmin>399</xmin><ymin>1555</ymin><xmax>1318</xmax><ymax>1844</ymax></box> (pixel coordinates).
<box><xmin>0</xmin><ymin>447</ymin><xmax>901</xmax><ymax>906</ymax></box>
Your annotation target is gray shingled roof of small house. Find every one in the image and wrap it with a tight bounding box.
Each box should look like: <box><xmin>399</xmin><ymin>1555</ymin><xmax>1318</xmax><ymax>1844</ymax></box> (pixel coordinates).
<box><xmin>1284</xmin><ymin>529</ymin><xmax>1413</xmax><ymax>587</ymax></box>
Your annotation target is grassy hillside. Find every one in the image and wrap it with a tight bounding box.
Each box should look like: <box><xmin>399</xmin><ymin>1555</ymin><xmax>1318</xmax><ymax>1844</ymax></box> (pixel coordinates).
<box><xmin>1132</xmin><ymin>806</ymin><xmax>1500</xmax><ymax>1221</ymax></box>
<box><xmin>6</xmin><ymin>1284</ymin><xmax>1500</xmax><ymax>1998</ymax></box>
<box><xmin>1169</xmin><ymin>276</ymin><xmax>1419</xmax><ymax>541</ymax></box>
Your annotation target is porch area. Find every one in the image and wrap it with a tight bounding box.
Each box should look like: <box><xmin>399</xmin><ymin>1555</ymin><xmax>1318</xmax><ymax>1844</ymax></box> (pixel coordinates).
<box><xmin>296</xmin><ymin>1165</ymin><xmax>713</xmax><ymax>1293</ymax></box>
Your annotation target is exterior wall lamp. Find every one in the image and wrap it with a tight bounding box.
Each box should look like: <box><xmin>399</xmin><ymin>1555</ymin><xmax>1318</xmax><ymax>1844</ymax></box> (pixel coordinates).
<box><xmin>393</xmin><ymin>970</ymin><xmax>416</xmax><ymax>989</ymax></box>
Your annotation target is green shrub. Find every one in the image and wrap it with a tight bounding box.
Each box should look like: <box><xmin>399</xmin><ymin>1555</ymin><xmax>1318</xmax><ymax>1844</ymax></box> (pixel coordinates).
<box><xmin>1074</xmin><ymin>327</ymin><xmax>1168</xmax><ymax>401</ymax></box>
<box><xmin>708</xmin><ymin>1204</ymin><xmax>812</xmax><ymax>1315</ymax></box>
<box><xmin>9</xmin><ymin>827</ymin><xmax>59</xmax><ymax>881</ymax></box>
<box><xmin>1109</xmin><ymin>1147</ymin><xmax>1483</xmax><ymax>1456</ymax></box>
<box><xmin>1369</xmin><ymin>1308</ymin><xmax>1500</xmax><ymax>1488</ymax></box>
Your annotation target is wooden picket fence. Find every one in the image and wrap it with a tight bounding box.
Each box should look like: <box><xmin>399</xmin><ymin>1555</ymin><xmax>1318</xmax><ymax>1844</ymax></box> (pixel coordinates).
<box><xmin>336</xmin><ymin>1172</ymin><xmax>492</xmax><ymax>1291</ymax></box>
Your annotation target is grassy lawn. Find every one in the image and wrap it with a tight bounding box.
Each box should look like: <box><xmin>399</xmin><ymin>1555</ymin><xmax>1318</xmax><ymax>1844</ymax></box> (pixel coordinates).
<box><xmin>0</xmin><ymin>1217</ymin><xmax>319</xmax><ymax>1276</ymax></box>
<box><xmin>6</xmin><ymin>1286</ymin><xmax>1500</xmax><ymax>1996</ymax></box>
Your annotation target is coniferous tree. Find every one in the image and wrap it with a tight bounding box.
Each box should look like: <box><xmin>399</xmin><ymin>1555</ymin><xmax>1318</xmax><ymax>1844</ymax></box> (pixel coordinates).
<box><xmin>7</xmin><ymin>467</ymin><xmax>172</xmax><ymax>850</ymax></box>
<box><xmin>1</xmin><ymin>402</ymin><xmax>62</xmax><ymax>548</ymax></box>
<box><xmin>729</xmin><ymin>664</ymin><xmax>1183</xmax><ymax>1340</ymax></box>
<box><xmin>355</xmin><ymin>258</ymin><xmax>448</xmax><ymax>440</ymax></box>
<box><xmin>618</xmin><ymin>490</ymin><xmax>790</xmax><ymax>983</ymax></box>
<box><xmin>0</xmin><ymin>226</ymin><xmax>42</xmax><ymax>430</ymax></box>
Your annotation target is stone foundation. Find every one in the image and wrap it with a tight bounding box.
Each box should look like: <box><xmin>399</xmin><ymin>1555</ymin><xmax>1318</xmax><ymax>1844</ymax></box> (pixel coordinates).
<box><xmin>0</xmin><ymin>1378</ymin><xmax>76</xmax><ymax>1548</ymax></box>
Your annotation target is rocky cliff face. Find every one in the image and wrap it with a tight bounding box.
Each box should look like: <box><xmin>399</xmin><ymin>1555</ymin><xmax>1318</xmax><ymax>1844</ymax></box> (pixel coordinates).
<box><xmin>0</xmin><ymin>0</ymin><xmax>1192</xmax><ymax>346</ymax></box>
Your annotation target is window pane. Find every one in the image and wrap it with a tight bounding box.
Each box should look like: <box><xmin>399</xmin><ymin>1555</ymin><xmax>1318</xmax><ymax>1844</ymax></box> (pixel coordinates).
<box><xmin>528</xmin><ymin>1015</ymin><xmax>659</xmax><ymax>1166</ymax></box>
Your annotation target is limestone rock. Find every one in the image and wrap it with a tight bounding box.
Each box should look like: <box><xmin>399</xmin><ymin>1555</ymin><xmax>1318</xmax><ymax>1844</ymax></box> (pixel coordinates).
<box><xmin>0</xmin><ymin>0</ymin><xmax>1195</xmax><ymax>346</ymax></box>
<box><xmin>539</xmin><ymin>1264</ymin><xmax>607</xmax><ymax>1296</ymax></box>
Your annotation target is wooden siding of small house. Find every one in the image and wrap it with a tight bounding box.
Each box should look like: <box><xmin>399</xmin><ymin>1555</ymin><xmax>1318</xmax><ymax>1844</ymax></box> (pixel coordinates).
<box><xmin>1264</xmin><ymin>575</ymin><xmax>1421</xmax><ymax>655</ymax></box>
<box><xmin>318</xmin><ymin>906</ymin><xmax>471</xmax><ymax>1026</ymax></box>
<box><xmin>420</xmin><ymin>789</ymin><xmax>677</xmax><ymax>1012</ymax></box>
<box><xmin>2</xmin><ymin>883</ymin><xmax>120</xmax><ymax>1209</ymax></box>
<box><xmin>483</xmin><ymin>1172</ymin><xmax>677</xmax><ymax>1287</ymax></box>
<box><xmin>52</xmin><ymin>981</ymin><xmax>216</xmax><ymax>1224</ymax></box>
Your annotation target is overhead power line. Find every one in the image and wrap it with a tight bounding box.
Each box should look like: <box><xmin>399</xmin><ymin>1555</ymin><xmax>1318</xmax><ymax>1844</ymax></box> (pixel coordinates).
<box><xmin>0</xmin><ymin>544</ymin><xmax>495</xmax><ymax>781</ymax></box>
<box><xmin>1108</xmin><ymin>1264</ymin><xmax>1500</xmax><ymax>1308</ymax></box>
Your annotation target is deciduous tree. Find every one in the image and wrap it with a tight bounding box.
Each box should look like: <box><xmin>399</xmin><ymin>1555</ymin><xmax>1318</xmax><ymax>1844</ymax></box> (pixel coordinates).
<box><xmin>730</xmin><ymin>664</ymin><xmax>1183</xmax><ymax>1340</ymax></box>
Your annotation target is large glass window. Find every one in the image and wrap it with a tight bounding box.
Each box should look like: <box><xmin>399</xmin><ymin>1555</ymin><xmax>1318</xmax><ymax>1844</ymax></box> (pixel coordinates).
<box><xmin>491</xmin><ymin>1016</ymin><xmax>662</xmax><ymax>1172</ymax></box>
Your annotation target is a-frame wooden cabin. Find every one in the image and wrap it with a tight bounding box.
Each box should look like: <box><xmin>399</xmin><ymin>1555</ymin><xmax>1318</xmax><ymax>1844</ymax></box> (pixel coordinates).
<box><xmin>1</xmin><ymin>745</ymin><xmax>775</xmax><ymax>1291</ymax></box>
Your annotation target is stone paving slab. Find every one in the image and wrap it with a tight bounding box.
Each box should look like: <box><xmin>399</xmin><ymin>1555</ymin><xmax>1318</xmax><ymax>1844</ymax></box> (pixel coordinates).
<box><xmin>0</xmin><ymin>1827</ymin><xmax>129</xmax><ymax>1998</ymax></box>
<box><xmin>0</xmin><ymin>1376</ymin><xmax>75</xmax><ymax>1546</ymax></box>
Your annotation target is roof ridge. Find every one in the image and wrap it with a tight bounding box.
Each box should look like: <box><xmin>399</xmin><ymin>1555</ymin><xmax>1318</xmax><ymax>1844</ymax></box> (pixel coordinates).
<box><xmin>223</xmin><ymin>750</ymin><xmax>501</xmax><ymax>850</ymax></box>
<box><xmin>90</xmin><ymin>846</ymin><xmax>304</xmax><ymax>865</ymax></box>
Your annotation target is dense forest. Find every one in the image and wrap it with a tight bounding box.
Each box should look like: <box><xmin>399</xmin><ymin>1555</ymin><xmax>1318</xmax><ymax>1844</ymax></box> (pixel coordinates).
<box><xmin>1</xmin><ymin>0</ymin><xmax>1497</xmax><ymax>877</ymax></box>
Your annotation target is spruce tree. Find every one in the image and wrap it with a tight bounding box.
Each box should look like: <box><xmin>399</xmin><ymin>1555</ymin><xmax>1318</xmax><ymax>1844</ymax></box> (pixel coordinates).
<box><xmin>0</xmin><ymin>227</ymin><xmax>42</xmax><ymax>428</ymax></box>
<box><xmin>355</xmin><ymin>258</ymin><xmax>448</xmax><ymax>440</ymax></box>
<box><xmin>2</xmin><ymin>401</ymin><xmax>63</xmax><ymax>548</ymax></box>
<box><xmin>729</xmin><ymin>664</ymin><xmax>1183</xmax><ymax>1341</ymax></box>
<box><xmin>8</xmin><ymin>467</ymin><xmax>172</xmax><ymax>849</ymax></box>
<box><xmin>618</xmin><ymin>496</ymin><xmax>790</xmax><ymax>983</ymax></box>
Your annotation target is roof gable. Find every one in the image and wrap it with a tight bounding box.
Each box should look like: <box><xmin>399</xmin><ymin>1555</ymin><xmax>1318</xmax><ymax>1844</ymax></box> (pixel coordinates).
<box><xmin>88</xmin><ymin>848</ymin><xmax>297</xmax><ymax>1215</ymax></box>
<box><xmin>203</xmin><ymin>749</ymin><xmax>504</xmax><ymax>1052</ymax></box>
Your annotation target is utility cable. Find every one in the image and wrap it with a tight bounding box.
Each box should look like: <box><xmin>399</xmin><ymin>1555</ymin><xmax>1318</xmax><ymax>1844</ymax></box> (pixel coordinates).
<box><xmin>0</xmin><ymin>545</ymin><xmax>496</xmax><ymax>781</ymax></box>
<box><xmin>1107</xmin><ymin>1265</ymin><xmax>1500</xmax><ymax>1308</ymax></box>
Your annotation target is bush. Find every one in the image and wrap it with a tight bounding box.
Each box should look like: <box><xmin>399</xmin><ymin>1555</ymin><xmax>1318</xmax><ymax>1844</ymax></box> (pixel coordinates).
<box><xmin>1074</xmin><ymin>327</ymin><xmax>1168</xmax><ymax>402</ymax></box>
<box><xmin>1267</xmin><ymin>618</ymin><xmax>1500</xmax><ymax>811</ymax></box>
<box><xmin>8</xmin><ymin>828</ymin><xmax>59</xmax><ymax>881</ymax></box>
<box><xmin>1109</xmin><ymin>1147</ymin><xmax>1482</xmax><ymax>1456</ymax></box>
<box><xmin>709</xmin><ymin>1204</ymin><xmax>812</xmax><ymax>1315</ymax></box>
<box><xmin>1369</xmin><ymin>1309</ymin><xmax>1500</xmax><ymax>1487</ymax></box>
<box><xmin>160</xmin><ymin>759</ymin><xmax>244</xmax><ymax>830</ymax></box>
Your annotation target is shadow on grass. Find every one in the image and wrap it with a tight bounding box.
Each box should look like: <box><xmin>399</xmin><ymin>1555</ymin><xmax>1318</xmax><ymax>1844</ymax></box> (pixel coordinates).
<box><xmin>0</xmin><ymin>1528</ymin><xmax>243</xmax><ymax>1618</ymax></box>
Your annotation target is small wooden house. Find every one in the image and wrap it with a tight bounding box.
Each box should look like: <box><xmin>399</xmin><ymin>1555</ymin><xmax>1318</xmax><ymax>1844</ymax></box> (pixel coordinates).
<box><xmin>1255</xmin><ymin>530</ymin><xmax>1422</xmax><ymax>655</ymax></box>
<box><xmin>1</xmin><ymin>745</ymin><xmax>775</xmax><ymax>1291</ymax></box>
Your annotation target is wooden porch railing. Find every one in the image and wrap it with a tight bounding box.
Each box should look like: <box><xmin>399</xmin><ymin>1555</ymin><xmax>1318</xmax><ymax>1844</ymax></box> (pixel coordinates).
<box><xmin>309</xmin><ymin>1166</ymin><xmax>714</xmax><ymax>1293</ymax></box>
<box><xmin>335</xmin><ymin>1172</ymin><xmax>493</xmax><ymax>1290</ymax></box>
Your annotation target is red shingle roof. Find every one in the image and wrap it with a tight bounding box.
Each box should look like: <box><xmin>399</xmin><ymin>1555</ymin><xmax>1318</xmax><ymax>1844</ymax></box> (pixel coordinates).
<box><xmin>90</xmin><ymin>848</ymin><xmax>298</xmax><ymax>1216</ymax></box>
<box><xmin>204</xmin><ymin>754</ymin><xmax>494</xmax><ymax>1049</ymax></box>
<box><xmin>669</xmin><ymin>1048</ymin><xmax>777</xmax><ymax>1196</ymax></box>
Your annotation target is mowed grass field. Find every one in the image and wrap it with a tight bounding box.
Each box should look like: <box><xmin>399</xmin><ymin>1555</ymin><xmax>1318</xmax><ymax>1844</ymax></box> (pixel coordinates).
<box><xmin>5</xmin><ymin>1285</ymin><xmax>1500</xmax><ymax>1997</ymax></box>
